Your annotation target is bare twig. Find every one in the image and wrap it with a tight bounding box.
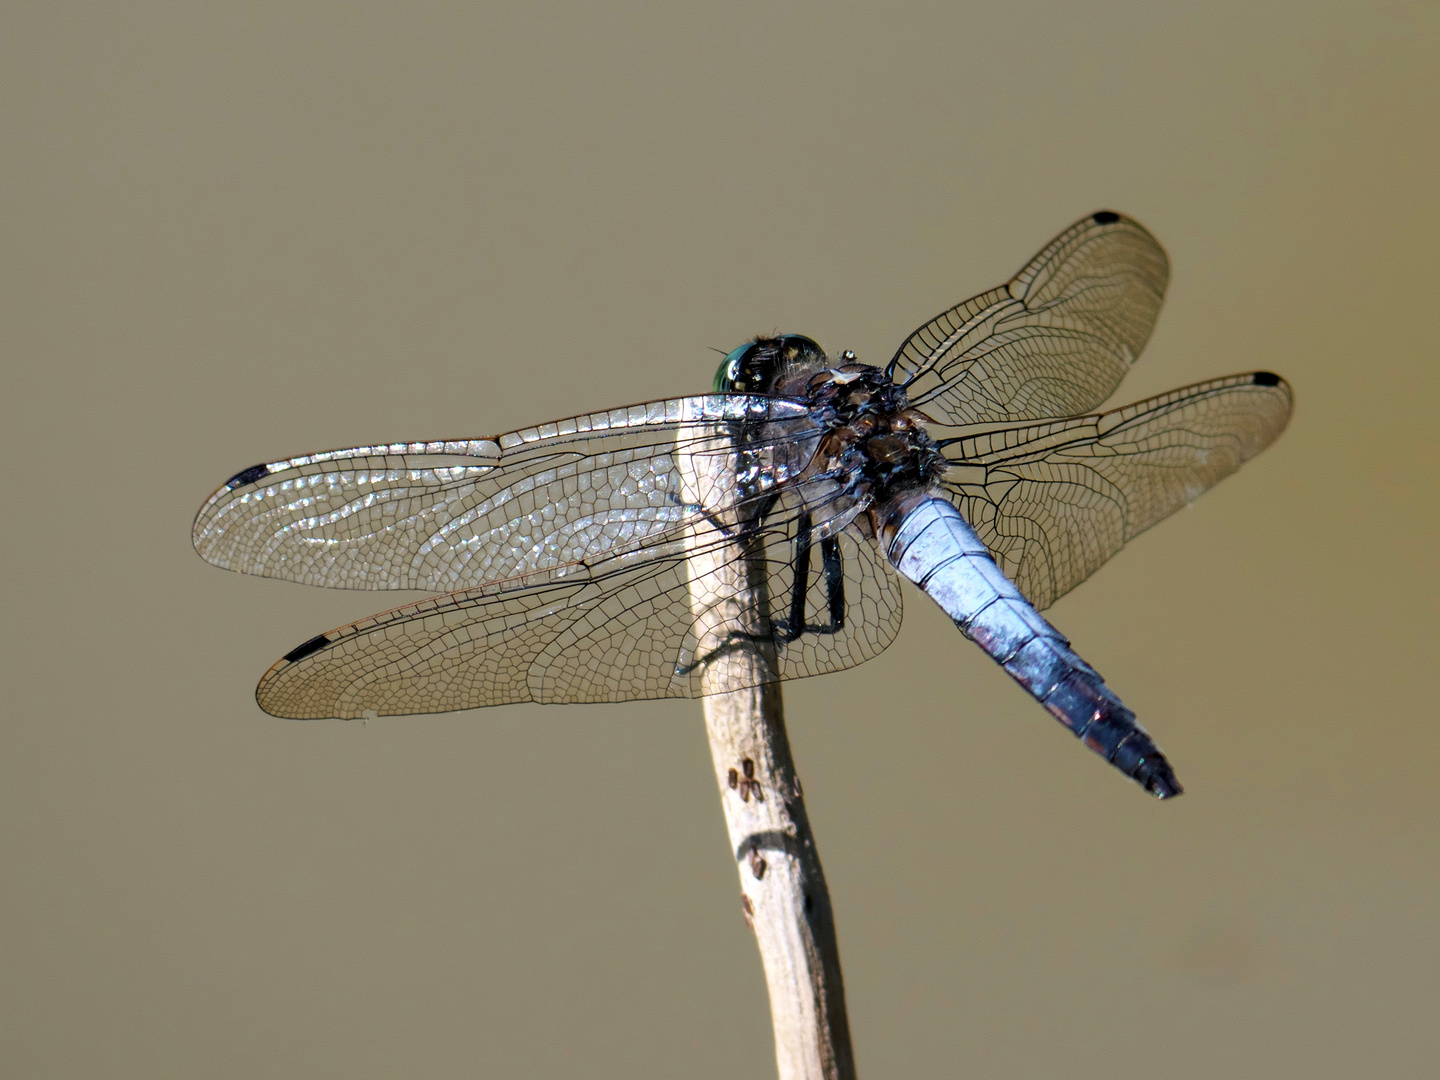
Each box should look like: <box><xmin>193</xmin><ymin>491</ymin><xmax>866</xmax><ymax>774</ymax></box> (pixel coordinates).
<box><xmin>683</xmin><ymin>433</ymin><xmax>856</xmax><ymax>1080</ymax></box>
<box><xmin>701</xmin><ymin>685</ymin><xmax>856</xmax><ymax>1080</ymax></box>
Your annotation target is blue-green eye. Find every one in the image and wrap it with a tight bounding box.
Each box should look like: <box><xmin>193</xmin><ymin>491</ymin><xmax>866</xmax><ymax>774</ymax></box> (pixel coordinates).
<box><xmin>779</xmin><ymin>334</ymin><xmax>821</xmax><ymax>355</ymax></box>
<box><xmin>714</xmin><ymin>335</ymin><xmax>826</xmax><ymax>393</ymax></box>
<box><xmin>714</xmin><ymin>343</ymin><xmax>753</xmax><ymax>393</ymax></box>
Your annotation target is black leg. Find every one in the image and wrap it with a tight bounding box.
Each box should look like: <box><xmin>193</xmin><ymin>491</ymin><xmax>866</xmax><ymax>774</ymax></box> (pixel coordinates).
<box><xmin>820</xmin><ymin>536</ymin><xmax>845</xmax><ymax>633</ymax></box>
<box><xmin>677</xmin><ymin>512</ymin><xmax>850</xmax><ymax>677</ymax></box>
<box><xmin>667</xmin><ymin>487</ymin><xmax>782</xmax><ymax>541</ymax></box>
<box><xmin>779</xmin><ymin>513</ymin><xmax>815</xmax><ymax>643</ymax></box>
<box><xmin>668</xmin><ymin>492</ymin><xmax>739</xmax><ymax>540</ymax></box>
<box><xmin>774</xmin><ymin>523</ymin><xmax>845</xmax><ymax>643</ymax></box>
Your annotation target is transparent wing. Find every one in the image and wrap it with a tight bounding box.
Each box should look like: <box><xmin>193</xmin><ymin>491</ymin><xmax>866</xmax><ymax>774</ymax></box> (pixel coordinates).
<box><xmin>888</xmin><ymin>211</ymin><xmax>1170</xmax><ymax>425</ymax></box>
<box><xmin>253</xmin><ymin>493</ymin><xmax>903</xmax><ymax>718</ymax></box>
<box><xmin>936</xmin><ymin>372</ymin><xmax>1293</xmax><ymax>610</ymax></box>
<box><xmin>193</xmin><ymin>395</ymin><xmax>819</xmax><ymax>591</ymax></box>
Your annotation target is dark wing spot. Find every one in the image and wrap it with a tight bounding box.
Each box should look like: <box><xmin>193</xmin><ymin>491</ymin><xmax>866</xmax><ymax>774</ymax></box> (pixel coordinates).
<box><xmin>283</xmin><ymin>634</ymin><xmax>332</xmax><ymax>663</ymax></box>
<box><xmin>1092</xmin><ymin>210</ymin><xmax>1121</xmax><ymax>225</ymax></box>
<box><xmin>1252</xmin><ymin>371</ymin><xmax>1282</xmax><ymax>387</ymax></box>
<box><xmin>226</xmin><ymin>463</ymin><xmax>271</xmax><ymax>489</ymax></box>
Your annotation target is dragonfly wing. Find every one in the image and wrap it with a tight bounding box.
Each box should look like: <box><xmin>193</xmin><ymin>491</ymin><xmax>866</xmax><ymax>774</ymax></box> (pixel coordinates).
<box><xmin>193</xmin><ymin>395</ymin><xmax>819</xmax><ymax>591</ymax></box>
<box><xmin>256</xmin><ymin>557</ymin><xmax>702</xmax><ymax>717</ymax></box>
<box><xmin>255</xmin><ymin>486</ymin><xmax>903</xmax><ymax>718</ymax></box>
<box><xmin>889</xmin><ymin>211</ymin><xmax>1170</xmax><ymax>425</ymax></box>
<box><xmin>937</xmin><ymin>372</ymin><xmax>1293</xmax><ymax>610</ymax></box>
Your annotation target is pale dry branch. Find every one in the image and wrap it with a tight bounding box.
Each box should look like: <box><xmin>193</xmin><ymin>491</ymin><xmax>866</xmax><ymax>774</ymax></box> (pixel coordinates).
<box><xmin>682</xmin><ymin>430</ymin><xmax>856</xmax><ymax>1080</ymax></box>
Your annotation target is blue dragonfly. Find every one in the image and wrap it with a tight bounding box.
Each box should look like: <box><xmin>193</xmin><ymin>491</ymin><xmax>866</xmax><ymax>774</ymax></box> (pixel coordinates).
<box><xmin>193</xmin><ymin>211</ymin><xmax>1291</xmax><ymax>798</ymax></box>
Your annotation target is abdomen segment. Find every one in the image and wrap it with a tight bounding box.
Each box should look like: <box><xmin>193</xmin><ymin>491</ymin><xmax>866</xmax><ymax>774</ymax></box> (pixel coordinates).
<box><xmin>885</xmin><ymin>497</ymin><xmax>1181</xmax><ymax>799</ymax></box>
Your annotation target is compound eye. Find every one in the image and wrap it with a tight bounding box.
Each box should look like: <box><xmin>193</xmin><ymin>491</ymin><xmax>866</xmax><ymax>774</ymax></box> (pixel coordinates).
<box><xmin>714</xmin><ymin>342</ymin><xmax>758</xmax><ymax>392</ymax></box>
<box><xmin>714</xmin><ymin>335</ymin><xmax>827</xmax><ymax>393</ymax></box>
<box><xmin>779</xmin><ymin>334</ymin><xmax>823</xmax><ymax>358</ymax></box>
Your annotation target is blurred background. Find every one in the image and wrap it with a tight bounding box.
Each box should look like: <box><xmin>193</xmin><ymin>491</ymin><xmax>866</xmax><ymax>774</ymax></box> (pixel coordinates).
<box><xmin>4</xmin><ymin>3</ymin><xmax>1437</xmax><ymax>1077</ymax></box>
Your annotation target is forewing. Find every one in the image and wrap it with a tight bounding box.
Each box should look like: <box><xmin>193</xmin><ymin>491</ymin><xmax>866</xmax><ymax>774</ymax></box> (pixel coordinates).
<box><xmin>937</xmin><ymin>373</ymin><xmax>1293</xmax><ymax>610</ymax></box>
<box><xmin>255</xmin><ymin>492</ymin><xmax>903</xmax><ymax>718</ymax></box>
<box><xmin>193</xmin><ymin>395</ymin><xmax>818</xmax><ymax>591</ymax></box>
<box><xmin>889</xmin><ymin>211</ymin><xmax>1170</xmax><ymax>425</ymax></box>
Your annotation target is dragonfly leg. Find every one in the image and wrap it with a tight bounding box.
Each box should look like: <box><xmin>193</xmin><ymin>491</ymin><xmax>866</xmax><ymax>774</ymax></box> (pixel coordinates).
<box><xmin>670</xmin><ymin>489</ymin><xmax>783</xmax><ymax>542</ymax></box>
<box><xmin>779</xmin><ymin>513</ymin><xmax>816</xmax><ymax>642</ymax></box>
<box><xmin>669</xmin><ymin>492</ymin><xmax>739</xmax><ymax>539</ymax></box>
<box><xmin>677</xmin><ymin>515</ymin><xmax>849</xmax><ymax>678</ymax></box>
<box><xmin>771</xmin><ymin>534</ymin><xmax>846</xmax><ymax>642</ymax></box>
<box><xmin>820</xmin><ymin>537</ymin><xmax>846</xmax><ymax>633</ymax></box>
<box><xmin>771</xmin><ymin>514</ymin><xmax>846</xmax><ymax>643</ymax></box>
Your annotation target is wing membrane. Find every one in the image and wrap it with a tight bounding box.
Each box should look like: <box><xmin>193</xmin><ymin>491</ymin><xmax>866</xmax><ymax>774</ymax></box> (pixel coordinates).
<box><xmin>937</xmin><ymin>373</ymin><xmax>1293</xmax><ymax>610</ymax></box>
<box><xmin>889</xmin><ymin>211</ymin><xmax>1170</xmax><ymax>425</ymax></box>
<box><xmin>255</xmin><ymin>494</ymin><xmax>902</xmax><ymax>718</ymax></box>
<box><xmin>193</xmin><ymin>395</ymin><xmax>819</xmax><ymax>591</ymax></box>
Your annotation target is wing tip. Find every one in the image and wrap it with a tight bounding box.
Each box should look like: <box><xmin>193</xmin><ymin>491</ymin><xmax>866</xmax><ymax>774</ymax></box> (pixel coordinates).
<box><xmin>282</xmin><ymin>633</ymin><xmax>332</xmax><ymax>663</ymax></box>
<box><xmin>225</xmin><ymin>463</ymin><xmax>271</xmax><ymax>490</ymax></box>
<box><xmin>256</xmin><ymin>646</ymin><xmax>334</xmax><ymax>719</ymax></box>
<box><xmin>192</xmin><ymin>462</ymin><xmax>273</xmax><ymax>556</ymax></box>
<box><xmin>1248</xmin><ymin>371</ymin><xmax>1295</xmax><ymax>425</ymax></box>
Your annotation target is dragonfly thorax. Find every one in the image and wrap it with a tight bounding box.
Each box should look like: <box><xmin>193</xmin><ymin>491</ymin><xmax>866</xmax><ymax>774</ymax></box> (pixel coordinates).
<box><xmin>718</xmin><ymin>335</ymin><xmax>945</xmax><ymax>513</ymax></box>
<box><xmin>800</xmin><ymin>362</ymin><xmax>946</xmax><ymax>515</ymax></box>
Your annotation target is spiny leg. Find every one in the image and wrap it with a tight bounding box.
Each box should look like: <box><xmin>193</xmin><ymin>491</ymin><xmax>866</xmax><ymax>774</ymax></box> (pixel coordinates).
<box><xmin>772</xmin><ymin>526</ymin><xmax>846</xmax><ymax>642</ymax></box>
<box><xmin>782</xmin><ymin>513</ymin><xmax>815</xmax><ymax>642</ymax></box>
<box><xmin>669</xmin><ymin>489</ymin><xmax>782</xmax><ymax>542</ymax></box>
<box><xmin>820</xmin><ymin>536</ymin><xmax>845</xmax><ymax>633</ymax></box>
<box><xmin>678</xmin><ymin>512</ymin><xmax>849</xmax><ymax>677</ymax></box>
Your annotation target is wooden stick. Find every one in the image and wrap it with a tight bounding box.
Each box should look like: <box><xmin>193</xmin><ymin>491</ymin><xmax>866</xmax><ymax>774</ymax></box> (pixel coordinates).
<box><xmin>701</xmin><ymin>684</ymin><xmax>856</xmax><ymax>1080</ymax></box>
<box><xmin>683</xmin><ymin>432</ymin><xmax>857</xmax><ymax>1080</ymax></box>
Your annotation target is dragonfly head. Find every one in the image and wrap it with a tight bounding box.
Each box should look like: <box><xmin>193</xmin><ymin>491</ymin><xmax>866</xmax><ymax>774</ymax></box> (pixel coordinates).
<box><xmin>714</xmin><ymin>335</ymin><xmax>827</xmax><ymax>394</ymax></box>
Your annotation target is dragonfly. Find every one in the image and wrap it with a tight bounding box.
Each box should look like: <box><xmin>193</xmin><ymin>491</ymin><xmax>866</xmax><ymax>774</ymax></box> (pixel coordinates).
<box><xmin>192</xmin><ymin>211</ymin><xmax>1292</xmax><ymax>799</ymax></box>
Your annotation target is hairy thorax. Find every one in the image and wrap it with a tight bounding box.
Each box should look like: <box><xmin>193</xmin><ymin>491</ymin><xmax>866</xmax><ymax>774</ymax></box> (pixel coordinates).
<box><xmin>718</xmin><ymin>335</ymin><xmax>947</xmax><ymax>537</ymax></box>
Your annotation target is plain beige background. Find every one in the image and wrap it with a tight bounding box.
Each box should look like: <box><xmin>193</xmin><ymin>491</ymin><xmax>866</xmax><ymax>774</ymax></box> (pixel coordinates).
<box><xmin>4</xmin><ymin>3</ymin><xmax>1437</xmax><ymax>1077</ymax></box>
